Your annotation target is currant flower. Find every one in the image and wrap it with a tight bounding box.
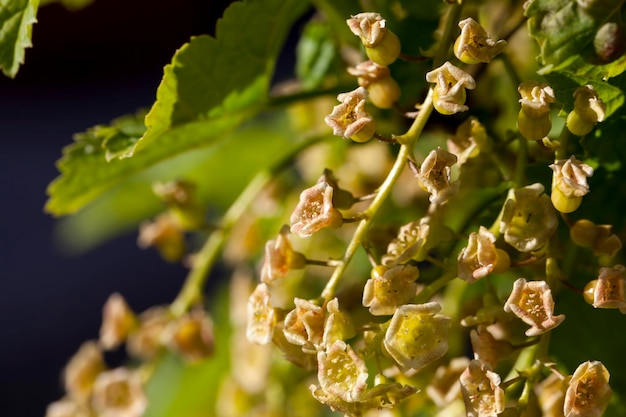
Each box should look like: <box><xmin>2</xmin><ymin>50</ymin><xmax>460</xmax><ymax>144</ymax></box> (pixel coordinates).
<box><xmin>503</xmin><ymin>278</ymin><xmax>565</xmax><ymax>336</ymax></box>
<box><xmin>550</xmin><ymin>156</ymin><xmax>594</xmax><ymax>213</ymax></box>
<box><xmin>283</xmin><ymin>298</ymin><xmax>325</xmax><ymax>353</ymax></box>
<box><xmin>362</xmin><ymin>264</ymin><xmax>419</xmax><ymax>315</ymax></box>
<box><xmin>500</xmin><ymin>183</ymin><xmax>558</xmax><ymax>252</ymax></box>
<box><xmin>126</xmin><ymin>306</ymin><xmax>171</xmax><ymax>360</ymax></box>
<box><xmin>323</xmin><ymin>298</ymin><xmax>356</xmax><ymax>347</ymax></box>
<box><xmin>45</xmin><ymin>398</ymin><xmax>94</xmax><ymax>417</ymax></box>
<box><xmin>317</xmin><ymin>340</ymin><xmax>369</xmax><ymax>403</ymax></box>
<box><xmin>570</xmin><ymin>219</ymin><xmax>622</xmax><ymax>257</ymax></box>
<box><xmin>137</xmin><ymin>213</ymin><xmax>185</xmax><ymax>262</ymax></box>
<box><xmin>290</xmin><ymin>179</ymin><xmax>343</xmax><ymax>238</ymax></box>
<box><xmin>414</xmin><ymin>147</ymin><xmax>460</xmax><ymax>205</ymax></box>
<box><xmin>470</xmin><ymin>326</ymin><xmax>513</xmax><ymax>369</ymax></box>
<box><xmin>91</xmin><ymin>368</ymin><xmax>147</xmax><ymax>417</ymax></box>
<box><xmin>564</xmin><ymin>361</ymin><xmax>612</xmax><ymax>417</ymax></box>
<box><xmin>535</xmin><ymin>374</ymin><xmax>566</xmax><ymax>417</ymax></box>
<box><xmin>324</xmin><ymin>86</ymin><xmax>376</xmax><ymax>143</ymax></box>
<box><xmin>447</xmin><ymin>116</ymin><xmax>491</xmax><ymax>165</ymax></box>
<box><xmin>517</xmin><ymin>81</ymin><xmax>555</xmax><ymax>140</ymax></box>
<box><xmin>99</xmin><ymin>293</ymin><xmax>137</xmax><ymax>351</ymax></box>
<box><xmin>347</xmin><ymin>60</ymin><xmax>401</xmax><ymax>109</ymax></box>
<box><xmin>161</xmin><ymin>308</ymin><xmax>215</xmax><ymax>363</ymax></box>
<box><xmin>260</xmin><ymin>225</ymin><xmax>306</xmax><ymax>284</ymax></box>
<box><xmin>566</xmin><ymin>85</ymin><xmax>606</xmax><ymax>136</ymax></box>
<box><xmin>458</xmin><ymin>226</ymin><xmax>510</xmax><ymax>284</ymax></box>
<box><xmin>426</xmin><ymin>357</ymin><xmax>470</xmax><ymax>407</ymax></box>
<box><xmin>454</xmin><ymin>18</ymin><xmax>507</xmax><ymax>64</ymax></box>
<box><xmin>346</xmin><ymin>13</ymin><xmax>401</xmax><ymax>65</ymax></box>
<box><xmin>152</xmin><ymin>179</ymin><xmax>204</xmax><ymax>230</ymax></box>
<box><xmin>459</xmin><ymin>360</ymin><xmax>505</xmax><ymax>417</ymax></box>
<box><xmin>426</xmin><ymin>62</ymin><xmax>476</xmax><ymax>115</ymax></box>
<box><xmin>584</xmin><ymin>264</ymin><xmax>626</xmax><ymax>313</ymax></box>
<box><xmin>383</xmin><ymin>302</ymin><xmax>451</xmax><ymax>371</ymax></box>
<box><xmin>64</xmin><ymin>341</ymin><xmax>106</xmax><ymax>404</ymax></box>
<box><xmin>246</xmin><ymin>283</ymin><xmax>276</xmax><ymax>345</ymax></box>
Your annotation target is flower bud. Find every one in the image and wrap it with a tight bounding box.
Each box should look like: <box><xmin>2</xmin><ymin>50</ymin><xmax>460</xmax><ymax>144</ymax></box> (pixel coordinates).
<box><xmin>346</xmin><ymin>13</ymin><xmax>401</xmax><ymax>65</ymax></box>
<box><xmin>458</xmin><ymin>226</ymin><xmax>499</xmax><ymax>284</ymax></box>
<box><xmin>566</xmin><ymin>85</ymin><xmax>606</xmax><ymax>136</ymax></box>
<box><xmin>426</xmin><ymin>357</ymin><xmax>470</xmax><ymax>406</ymax></box>
<box><xmin>126</xmin><ymin>307</ymin><xmax>171</xmax><ymax>360</ymax></box>
<box><xmin>550</xmin><ymin>156</ymin><xmax>594</xmax><ymax>213</ymax></box>
<box><xmin>152</xmin><ymin>180</ymin><xmax>205</xmax><ymax>230</ymax></box>
<box><xmin>454</xmin><ymin>18</ymin><xmax>507</xmax><ymax>64</ymax></box>
<box><xmin>347</xmin><ymin>60</ymin><xmax>400</xmax><ymax>109</ymax></box>
<box><xmin>45</xmin><ymin>398</ymin><xmax>94</xmax><ymax>417</ymax></box>
<box><xmin>426</xmin><ymin>62</ymin><xmax>476</xmax><ymax>115</ymax></box>
<box><xmin>447</xmin><ymin>116</ymin><xmax>492</xmax><ymax>165</ymax></box>
<box><xmin>504</xmin><ymin>278</ymin><xmax>565</xmax><ymax>336</ymax></box>
<box><xmin>324</xmin><ymin>86</ymin><xmax>376</xmax><ymax>142</ymax></box>
<box><xmin>564</xmin><ymin>361</ymin><xmax>612</xmax><ymax>417</ymax></box>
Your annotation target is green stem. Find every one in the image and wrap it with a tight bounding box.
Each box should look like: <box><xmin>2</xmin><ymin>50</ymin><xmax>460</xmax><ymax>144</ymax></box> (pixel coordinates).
<box><xmin>554</xmin><ymin>124</ymin><xmax>572</xmax><ymax>160</ymax></box>
<box><xmin>321</xmin><ymin>89</ymin><xmax>434</xmax><ymax>300</ymax></box>
<box><xmin>414</xmin><ymin>269</ymin><xmax>458</xmax><ymax>304</ymax></box>
<box><xmin>432</xmin><ymin>3</ymin><xmax>463</xmax><ymax>68</ymax></box>
<box><xmin>513</xmin><ymin>134</ymin><xmax>528</xmax><ymax>187</ymax></box>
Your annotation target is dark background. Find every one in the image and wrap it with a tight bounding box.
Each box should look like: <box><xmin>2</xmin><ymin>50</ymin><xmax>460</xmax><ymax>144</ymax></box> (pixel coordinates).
<box><xmin>0</xmin><ymin>1</ymin><xmax>235</xmax><ymax>415</ymax></box>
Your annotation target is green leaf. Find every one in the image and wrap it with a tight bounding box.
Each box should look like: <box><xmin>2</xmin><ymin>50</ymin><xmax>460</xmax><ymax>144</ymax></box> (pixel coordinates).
<box><xmin>0</xmin><ymin>0</ymin><xmax>39</xmax><ymax>78</ymax></box>
<box><xmin>525</xmin><ymin>0</ymin><xmax>626</xmax><ymax>77</ymax></box>
<box><xmin>296</xmin><ymin>20</ymin><xmax>336</xmax><ymax>91</ymax></box>
<box><xmin>39</xmin><ymin>0</ymin><xmax>93</xmax><ymax>11</ymax></box>
<box><xmin>46</xmin><ymin>0</ymin><xmax>309</xmax><ymax>216</ymax></box>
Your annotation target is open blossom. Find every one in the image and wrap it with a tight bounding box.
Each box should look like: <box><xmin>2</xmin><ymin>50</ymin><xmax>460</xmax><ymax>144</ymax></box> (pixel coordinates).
<box><xmin>426</xmin><ymin>62</ymin><xmax>476</xmax><ymax>114</ymax></box>
<box><xmin>551</xmin><ymin>156</ymin><xmax>593</xmax><ymax>198</ymax></box>
<box><xmin>362</xmin><ymin>264</ymin><xmax>419</xmax><ymax>315</ymax></box>
<box><xmin>426</xmin><ymin>357</ymin><xmax>470</xmax><ymax>407</ymax></box>
<box><xmin>283</xmin><ymin>298</ymin><xmax>326</xmax><ymax>353</ymax></box>
<box><xmin>324</xmin><ymin>87</ymin><xmax>376</xmax><ymax>142</ymax></box>
<box><xmin>99</xmin><ymin>293</ymin><xmax>137</xmax><ymax>351</ymax></box>
<box><xmin>64</xmin><ymin>341</ymin><xmax>106</xmax><ymax>404</ymax></box>
<box><xmin>567</xmin><ymin>85</ymin><xmax>606</xmax><ymax>136</ymax></box>
<box><xmin>519</xmin><ymin>81</ymin><xmax>555</xmax><ymax>118</ymax></box>
<box><xmin>584</xmin><ymin>264</ymin><xmax>626</xmax><ymax>313</ymax></box>
<box><xmin>346</xmin><ymin>13</ymin><xmax>388</xmax><ymax>47</ymax></box>
<box><xmin>290</xmin><ymin>179</ymin><xmax>343</xmax><ymax>238</ymax></box>
<box><xmin>260</xmin><ymin>225</ymin><xmax>306</xmax><ymax>284</ymax></box>
<box><xmin>500</xmin><ymin>183</ymin><xmax>558</xmax><ymax>252</ymax></box>
<box><xmin>323</xmin><ymin>298</ymin><xmax>356</xmax><ymax>346</ymax></box>
<box><xmin>161</xmin><ymin>309</ymin><xmax>214</xmax><ymax>363</ymax></box>
<box><xmin>447</xmin><ymin>116</ymin><xmax>491</xmax><ymax>165</ymax></box>
<box><xmin>383</xmin><ymin>303</ymin><xmax>450</xmax><ymax>371</ymax></box>
<box><xmin>91</xmin><ymin>368</ymin><xmax>147</xmax><ymax>417</ymax></box>
<box><xmin>126</xmin><ymin>307</ymin><xmax>171</xmax><ymax>360</ymax></box>
<box><xmin>564</xmin><ymin>361</ymin><xmax>612</xmax><ymax>417</ymax></box>
<box><xmin>317</xmin><ymin>340</ymin><xmax>368</xmax><ymax>403</ymax></box>
<box><xmin>414</xmin><ymin>147</ymin><xmax>460</xmax><ymax>205</ymax></box>
<box><xmin>246</xmin><ymin>283</ymin><xmax>276</xmax><ymax>345</ymax></box>
<box><xmin>454</xmin><ymin>18</ymin><xmax>506</xmax><ymax>64</ymax></box>
<box><xmin>504</xmin><ymin>278</ymin><xmax>565</xmax><ymax>336</ymax></box>
<box><xmin>458</xmin><ymin>226</ymin><xmax>498</xmax><ymax>284</ymax></box>
<box><xmin>460</xmin><ymin>360</ymin><xmax>505</xmax><ymax>417</ymax></box>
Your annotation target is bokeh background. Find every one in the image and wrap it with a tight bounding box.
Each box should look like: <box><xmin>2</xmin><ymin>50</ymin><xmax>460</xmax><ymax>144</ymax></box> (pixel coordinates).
<box><xmin>0</xmin><ymin>1</ymin><xmax>236</xmax><ymax>415</ymax></box>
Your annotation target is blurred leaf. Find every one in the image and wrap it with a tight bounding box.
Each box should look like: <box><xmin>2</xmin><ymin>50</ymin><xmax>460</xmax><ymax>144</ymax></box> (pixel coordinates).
<box><xmin>296</xmin><ymin>20</ymin><xmax>336</xmax><ymax>91</ymax></box>
<box><xmin>45</xmin><ymin>0</ymin><xmax>309</xmax><ymax>216</ymax></box>
<box><xmin>0</xmin><ymin>0</ymin><xmax>38</xmax><ymax>78</ymax></box>
<box><xmin>525</xmin><ymin>0</ymin><xmax>626</xmax><ymax>77</ymax></box>
<box><xmin>310</xmin><ymin>0</ymin><xmax>360</xmax><ymax>46</ymax></box>
<box><xmin>39</xmin><ymin>0</ymin><xmax>93</xmax><ymax>11</ymax></box>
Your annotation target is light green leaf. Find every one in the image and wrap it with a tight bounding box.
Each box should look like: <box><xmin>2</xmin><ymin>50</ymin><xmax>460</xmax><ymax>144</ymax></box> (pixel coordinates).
<box><xmin>0</xmin><ymin>0</ymin><xmax>39</xmax><ymax>78</ymax></box>
<box><xmin>296</xmin><ymin>20</ymin><xmax>336</xmax><ymax>91</ymax></box>
<box><xmin>45</xmin><ymin>0</ymin><xmax>309</xmax><ymax>216</ymax></box>
<box><xmin>39</xmin><ymin>0</ymin><xmax>93</xmax><ymax>11</ymax></box>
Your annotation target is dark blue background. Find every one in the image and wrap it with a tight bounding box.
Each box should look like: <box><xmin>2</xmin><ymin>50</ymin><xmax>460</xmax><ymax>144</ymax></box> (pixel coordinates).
<box><xmin>0</xmin><ymin>1</ymin><xmax>231</xmax><ymax>415</ymax></box>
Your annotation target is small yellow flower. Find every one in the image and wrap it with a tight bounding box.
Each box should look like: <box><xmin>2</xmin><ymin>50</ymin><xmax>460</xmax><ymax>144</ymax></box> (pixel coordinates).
<box><xmin>323</xmin><ymin>298</ymin><xmax>356</xmax><ymax>347</ymax></box>
<box><xmin>346</xmin><ymin>13</ymin><xmax>401</xmax><ymax>65</ymax></box>
<box><xmin>504</xmin><ymin>278</ymin><xmax>565</xmax><ymax>336</ymax></box>
<box><xmin>45</xmin><ymin>398</ymin><xmax>94</xmax><ymax>417</ymax></box>
<box><xmin>459</xmin><ymin>360</ymin><xmax>505</xmax><ymax>417</ymax></box>
<box><xmin>162</xmin><ymin>309</ymin><xmax>215</xmax><ymax>363</ymax></box>
<box><xmin>99</xmin><ymin>293</ymin><xmax>137</xmax><ymax>351</ymax></box>
<box><xmin>517</xmin><ymin>81</ymin><xmax>555</xmax><ymax>140</ymax></box>
<box><xmin>584</xmin><ymin>264</ymin><xmax>626</xmax><ymax>313</ymax></box>
<box><xmin>260</xmin><ymin>225</ymin><xmax>306</xmax><ymax>284</ymax></box>
<box><xmin>454</xmin><ymin>18</ymin><xmax>507</xmax><ymax>64</ymax></box>
<box><xmin>564</xmin><ymin>361</ymin><xmax>612</xmax><ymax>417</ymax></box>
<box><xmin>283</xmin><ymin>298</ymin><xmax>325</xmax><ymax>353</ymax></box>
<box><xmin>246</xmin><ymin>283</ymin><xmax>276</xmax><ymax>345</ymax></box>
<box><xmin>414</xmin><ymin>147</ymin><xmax>460</xmax><ymax>205</ymax></box>
<box><xmin>426</xmin><ymin>357</ymin><xmax>470</xmax><ymax>407</ymax></box>
<box><xmin>64</xmin><ymin>341</ymin><xmax>106</xmax><ymax>405</ymax></box>
<box><xmin>426</xmin><ymin>62</ymin><xmax>476</xmax><ymax>115</ymax></box>
<box><xmin>362</xmin><ymin>264</ymin><xmax>419</xmax><ymax>315</ymax></box>
<box><xmin>126</xmin><ymin>307</ymin><xmax>171</xmax><ymax>360</ymax></box>
<box><xmin>290</xmin><ymin>180</ymin><xmax>344</xmax><ymax>238</ymax></box>
<box><xmin>317</xmin><ymin>340</ymin><xmax>369</xmax><ymax>403</ymax></box>
<box><xmin>550</xmin><ymin>156</ymin><xmax>594</xmax><ymax>213</ymax></box>
<box><xmin>383</xmin><ymin>302</ymin><xmax>451</xmax><ymax>371</ymax></box>
<box><xmin>91</xmin><ymin>368</ymin><xmax>147</xmax><ymax>417</ymax></box>
<box><xmin>458</xmin><ymin>226</ymin><xmax>506</xmax><ymax>284</ymax></box>
<box><xmin>324</xmin><ymin>86</ymin><xmax>376</xmax><ymax>142</ymax></box>
<box><xmin>447</xmin><ymin>116</ymin><xmax>491</xmax><ymax>165</ymax></box>
<box><xmin>567</xmin><ymin>85</ymin><xmax>606</xmax><ymax>136</ymax></box>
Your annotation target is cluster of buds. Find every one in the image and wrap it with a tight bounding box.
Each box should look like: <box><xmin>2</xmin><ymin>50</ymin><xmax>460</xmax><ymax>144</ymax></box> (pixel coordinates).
<box><xmin>517</xmin><ymin>81</ymin><xmax>555</xmax><ymax>141</ymax></box>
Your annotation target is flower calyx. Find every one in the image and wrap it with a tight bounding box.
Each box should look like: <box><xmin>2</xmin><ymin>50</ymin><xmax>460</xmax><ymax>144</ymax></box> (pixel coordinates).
<box><xmin>290</xmin><ymin>178</ymin><xmax>344</xmax><ymax>238</ymax></box>
<box><xmin>348</xmin><ymin>60</ymin><xmax>401</xmax><ymax>109</ymax></box>
<box><xmin>566</xmin><ymin>85</ymin><xmax>606</xmax><ymax>136</ymax></box>
<box><xmin>503</xmin><ymin>278</ymin><xmax>565</xmax><ymax>336</ymax></box>
<box><xmin>362</xmin><ymin>264</ymin><xmax>419</xmax><ymax>315</ymax></box>
<box><xmin>426</xmin><ymin>62</ymin><xmax>476</xmax><ymax>115</ymax></box>
<box><xmin>325</xmin><ymin>86</ymin><xmax>376</xmax><ymax>143</ymax></box>
<box><xmin>346</xmin><ymin>13</ymin><xmax>401</xmax><ymax>65</ymax></box>
<box><xmin>550</xmin><ymin>156</ymin><xmax>594</xmax><ymax>213</ymax></box>
<box><xmin>458</xmin><ymin>226</ymin><xmax>510</xmax><ymax>284</ymax></box>
<box><xmin>412</xmin><ymin>147</ymin><xmax>460</xmax><ymax>205</ymax></box>
<box><xmin>454</xmin><ymin>18</ymin><xmax>507</xmax><ymax>64</ymax></box>
<box><xmin>517</xmin><ymin>81</ymin><xmax>555</xmax><ymax>140</ymax></box>
<box><xmin>584</xmin><ymin>264</ymin><xmax>626</xmax><ymax>313</ymax></box>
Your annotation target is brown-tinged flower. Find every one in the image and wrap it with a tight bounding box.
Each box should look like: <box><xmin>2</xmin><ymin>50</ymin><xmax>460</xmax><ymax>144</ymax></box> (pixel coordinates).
<box><xmin>317</xmin><ymin>340</ymin><xmax>369</xmax><ymax>403</ymax></box>
<box><xmin>246</xmin><ymin>283</ymin><xmax>276</xmax><ymax>345</ymax></box>
<box><xmin>347</xmin><ymin>60</ymin><xmax>401</xmax><ymax>109</ymax></box>
<box><xmin>383</xmin><ymin>302</ymin><xmax>451</xmax><ymax>371</ymax></box>
<box><xmin>346</xmin><ymin>13</ymin><xmax>400</xmax><ymax>65</ymax></box>
<box><xmin>454</xmin><ymin>18</ymin><xmax>507</xmax><ymax>64</ymax></box>
<box><xmin>447</xmin><ymin>116</ymin><xmax>491</xmax><ymax>165</ymax></box>
<box><xmin>584</xmin><ymin>264</ymin><xmax>626</xmax><ymax>313</ymax></box>
<box><xmin>503</xmin><ymin>278</ymin><xmax>565</xmax><ymax>336</ymax></box>
<box><xmin>570</xmin><ymin>219</ymin><xmax>622</xmax><ymax>257</ymax></box>
<box><xmin>500</xmin><ymin>183</ymin><xmax>558</xmax><ymax>252</ymax></box>
<box><xmin>290</xmin><ymin>179</ymin><xmax>344</xmax><ymax>238</ymax></box>
<box><xmin>470</xmin><ymin>326</ymin><xmax>513</xmax><ymax>369</ymax></box>
<box><xmin>517</xmin><ymin>81</ymin><xmax>555</xmax><ymax>140</ymax></box>
<box><xmin>46</xmin><ymin>398</ymin><xmax>95</xmax><ymax>417</ymax></box>
<box><xmin>283</xmin><ymin>298</ymin><xmax>325</xmax><ymax>353</ymax></box>
<box><xmin>564</xmin><ymin>361</ymin><xmax>612</xmax><ymax>417</ymax></box>
<box><xmin>64</xmin><ymin>341</ymin><xmax>106</xmax><ymax>404</ymax></box>
<box><xmin>99</xmin><ymin>293</ymin><xmax>137</xmax><ymax>351</ymax></box>
<box><xmin>362</xmin><ymin>264</ymin><xmax>419</xmax><ymax>315</ymax></box>
<box><xmin>324</xmin><ymin>86</ymin><xmax>376</xmax><ymax>142</ymax></box>
<box><xmin>567</xmin><ymin>85</ymin><xmax>606</xmax><ymax>136</ymax></box>
<box><xmin>91</xmin><ymin>368</ymin><xmax>147</xmax><ymax>417</ymax></box>
<box><xmin>414</xmin><ymin>147</ymin><xmax>460</xmax><ymax>204</ymax></box>
<box><xmin>550</xmin><ymin>156</ymin><xmax>594</xmax><ymax>213</ymax></box>
<box><xmin>535</xmin><ymin>374</ymin><xmax>566</xmax><ymax>417</ymax></box>
<box><xmin>161</xmin><ymin>308</ymin><xmax>214</xmax><ymax>362</ymax></box>
<box><xmin>426</xmin><ymin>62</ymin><xmax>476</xmax><ymax>115</ymax></box>
<box><xmin>426</xmin><ymin>357</ymin><xmax>470</xmax><ymax>407</ymax></box>
<box><xmin>460</xmin><ymin>360</ymin><xmax>505</xmax><ymax>417</ymax></box>
<box><xmin>458</xmin><ymin>226</ymin><xmax>498</xmax><ymax>284</ymax></box>
<box><xmin>126</xmin><ymin>306</ymin><xmax>171</xmax><ymax>360</ymax></box>
<box><xmin>323</xmin><ymin>298</ymin><xmax>356</xmax><ymax>347</ymax></box>
<box><xmin>260</xmin><ymin>225</ymin><xmax>306</xmax><ymax>284</ymax></box>
<box><xmin>137</xmin><ymin>213</ymin><xmax>185</xmax><ymax>262</ymax></box>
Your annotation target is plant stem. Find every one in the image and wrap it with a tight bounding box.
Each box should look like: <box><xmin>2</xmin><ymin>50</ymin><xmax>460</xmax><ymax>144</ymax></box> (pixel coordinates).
<box><xmin>415</xmin><ymin>269</ymin><xmax>458</xmax><ymax>304</ymax></box>
<box><xmin>321</xmin><ymin>89</ymin><xmax>434</xmax><ymax>300</ymax></box>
